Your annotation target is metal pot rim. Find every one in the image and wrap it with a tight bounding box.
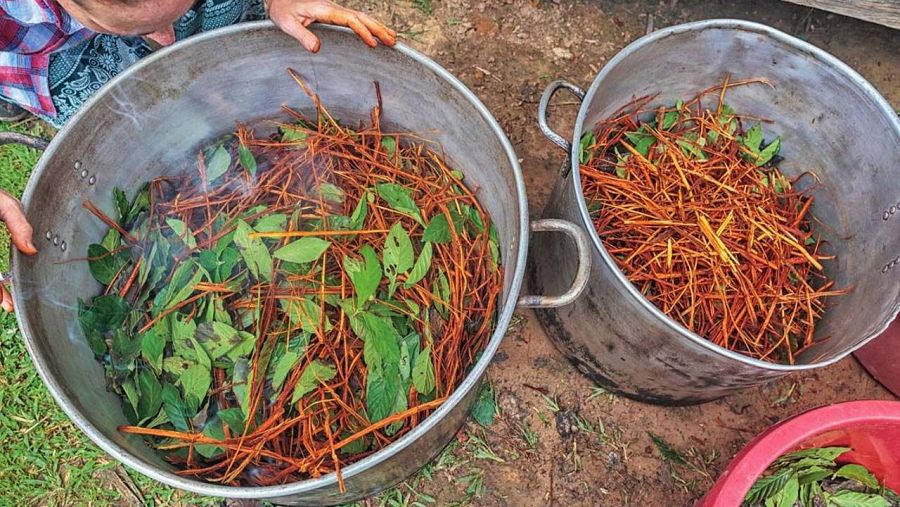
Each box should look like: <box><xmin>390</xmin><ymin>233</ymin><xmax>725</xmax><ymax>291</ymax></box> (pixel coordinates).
<box><xmin>13</xmin><ymin>21</ymin><xmax>529</xmax><ymax>499</ymax></box>
<box><xmin>567</xmin><ymin>18</ymin><xmax>900</xmax><ymax>373</ymax></box>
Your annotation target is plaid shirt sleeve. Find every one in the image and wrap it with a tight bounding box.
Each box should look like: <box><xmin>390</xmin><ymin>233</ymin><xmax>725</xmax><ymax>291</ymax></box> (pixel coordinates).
<box><xmin>0</xmin><ymin>0</ymin><xmax>94</xmax><ymax>117</ymax></box>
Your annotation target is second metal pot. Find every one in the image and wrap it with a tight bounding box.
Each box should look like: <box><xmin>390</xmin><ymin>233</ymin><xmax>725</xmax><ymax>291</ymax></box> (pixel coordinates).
<box><xmin>530</xmin><ymin>19</ymin><xmax>900</xmax><ymax>404</ymax></box>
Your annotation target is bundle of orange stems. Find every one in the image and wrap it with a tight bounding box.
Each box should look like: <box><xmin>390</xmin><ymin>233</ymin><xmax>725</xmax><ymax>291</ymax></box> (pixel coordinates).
<box><xmin>579</xmin><ymin>78</ymin><xmax>847</xmax><ymax>364</ymax></box>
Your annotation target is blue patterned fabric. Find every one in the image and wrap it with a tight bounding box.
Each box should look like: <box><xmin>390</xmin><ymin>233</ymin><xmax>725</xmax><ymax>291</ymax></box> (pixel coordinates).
<box><xmin>44</xmin><ymin>0</ymin><xmax>265</xmax><ymax>127</ymax></box>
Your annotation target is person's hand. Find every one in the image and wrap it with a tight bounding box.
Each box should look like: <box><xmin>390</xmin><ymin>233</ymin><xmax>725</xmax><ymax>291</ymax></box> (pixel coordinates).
<box><xmin>0</xmin><ymin>189</ymin><xmax>37</xmax><ymax>312</ymax></box>
<box><xmin>266</xmin><ymin>0</ymin><xmax>397</xmax><ymax>53</ymax></box>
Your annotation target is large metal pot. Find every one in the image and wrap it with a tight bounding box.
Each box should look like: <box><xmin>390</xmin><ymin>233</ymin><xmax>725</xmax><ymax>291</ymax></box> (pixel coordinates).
<box><xmin>6</xmin><ymin>22</ymin><xmax>590</xmax><ymax>505</ymax></box>
<box><xmin>530</xmin><ymin>19</ymin><xmax>900</xmax><ymax>405</ymax></box>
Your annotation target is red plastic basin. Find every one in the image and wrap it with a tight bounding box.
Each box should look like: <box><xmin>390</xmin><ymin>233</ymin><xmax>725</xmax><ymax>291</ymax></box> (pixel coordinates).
<box><xmin>699</xmin><ymin>400</ymin><xmax>900</xmax><ymax>506</ymax></box>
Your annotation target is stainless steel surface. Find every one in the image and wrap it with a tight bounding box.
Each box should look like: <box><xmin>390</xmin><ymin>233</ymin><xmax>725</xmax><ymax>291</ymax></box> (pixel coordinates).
<box><xmin>517</xmin><ymin>219</ymin><xmax>590</xmax><ymax>308</ymax></box>
<box><xmin>531</xmin><ymin>19</ymin><xmax>900</xmax><ymax>404</ymax></box>
<box><xmin>10</xmin><ymin>22</ymin><xmax>579</xmax><ymax>505</ymax></box>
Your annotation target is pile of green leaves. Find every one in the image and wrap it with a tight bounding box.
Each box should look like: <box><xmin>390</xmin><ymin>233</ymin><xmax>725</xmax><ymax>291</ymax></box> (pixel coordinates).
<box><xmin>579</xmin><ymin>99</ymin><xmax>788</xmax><ymax>194</ymax></box>
<box><xmin>744</xmin><ymin>447</ymin><xmax>900</xmax><ymax>507</ymax></box>
<box><xmin>77</xmin><ymin>111</ymin><xmax>502</xmax><ymax>484</ymax></box>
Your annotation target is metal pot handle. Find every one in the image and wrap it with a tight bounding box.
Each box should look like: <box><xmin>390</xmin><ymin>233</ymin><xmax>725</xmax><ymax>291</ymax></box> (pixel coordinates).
<box><xmin>537</xmin><ymin>79</ymin><xmax>586</xmax><ymax>152</ymax></box>
<box><xmin>518</xmin><ymin>219</ymin><xmax>591</xmax><ymax>308</ymax></box>
<box><xmin>0</xmin><ymin>131</ymin><xmax>50</xmax><ymax>151</ymax></box>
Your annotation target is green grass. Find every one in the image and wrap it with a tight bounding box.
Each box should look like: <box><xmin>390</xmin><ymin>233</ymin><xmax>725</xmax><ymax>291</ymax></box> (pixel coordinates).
<box><xmin>413</xmin><ymin>0</ymin><xmax>433</xmax><ymax>15</ymax></box>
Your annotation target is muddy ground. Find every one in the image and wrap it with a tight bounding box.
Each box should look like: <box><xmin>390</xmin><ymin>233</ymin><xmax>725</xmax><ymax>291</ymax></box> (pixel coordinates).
<box><xmin>333</xmin><ymin>1</ymin><xmax>899</xmax><ymax>506</ymax></box>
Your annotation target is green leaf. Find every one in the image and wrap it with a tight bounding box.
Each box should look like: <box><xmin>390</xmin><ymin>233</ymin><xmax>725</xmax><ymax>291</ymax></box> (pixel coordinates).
<box><xmin>281</xmin><ymin>126</ymin><xmax>308</xmax><ymax>144</ymax></box>
<box><xmin>339</xmin><ymin>433</ymin><xmax>371</xmax><ymax>455</ymax></box>
<box><xmin>273</xmin><ymin>237</ymin><xmax>331</xmax><ymax>264</ymax></box>
<box><xmin>799</xmin><ymin>482</ymin><xmax>812</xmax><ymax>506</ymax></box>
<box><xmin>166</xmin><ymin>218</ymin><xmax>197</xmax><ymax>249</ymax></box>
<box><xmin>742</xmin><ymin>123</ymin><xmax>765</xmax><ymax>152</ymax></box>
<box><xmin>125</xmin><ymin>185</ymin><xmax>151</xmax><ymax>225</ymax></box>
<box><xmin>283</xmin><ymin>297</ymin><xmax>325</xmax><ymax>334</ymax></box>
<box><xmin>775</xmin><ymin>475</ymin><xmax>799</xmax><ymax>507</ymax></box>
<box><xmin>291</xmin><ymin>360</ymin><xmax>337</xmax><ymax>404</ymax></box>
<box><xmin>676</xmin><ymin>139</ymin><xmax>707</xmax><ymax>160</ymax></box>
<box><xmin>316</xmin><ymin>182</ymin><xmax>345</xmax><ymax>204</ymax></box>
<box><xmin>232</xmin><ymin>358</ymin><xmax>252</xmax><ymax>411</ymax></box>
<box><xmin>253</xmin><ymin>214</ymin><xmax>287</xmax><ymax>233</ymax></box>
<box><xmin>344</xmin><ymin>244</ymin><xmax>382</xmax><ymax>304</ymax></box>
<box><xmin>432</xmin><ymin>269</ymin><xmax>451</xmax><ymax>316</ymax></box>
<box><xmin>383</xmin><ymin>222</ymin><xmax>415</xmax><ymax>296</ymax></box>
<box><xmin>349</xmin><ymin>193</ymin><xmax>369</xmax><ymax>230</ymax></box>
<box><xmin>121</xmin><ymin>377</ymin><xmax>140</xmax><ymax>417</ymax></box>
<box><xmin>797</xmin><ymin>465</ymin><xmax>832</xmax><ymax>485</ymax></box>
<box><xmin>218</xmin><ymin>407</ymin><xmax>246</xmax><ymax>434</ymax></box>
<box><xmin>423</xmin><ymin>214</ymin><xmax>452</xmax><ymax>244</ymax></box>
<box><xmin>196</xmin><ymin>417</ymin><xmax>225</xmax><ymax>459</ymax></box>
<box><xmin>79</xmin><ymin>294</ymin><xmax>130</xmax><ymax>334</ymax></box>
<box><xmin>161</xmin><ymin>383</ymin><xmax>191</xmax><ymax>432</ymax></box>
<box><xmin>471</xmin><ymin>381</ymin><xmax>496</xmax><ymax>426</ymax></box>
<box><xmin>180</xmin><ymin>364</ymin><xmax>211</xmax><ymax>408</ymax></box>
<box><xmin>100</xmin><ymin>228</ymin><xmax>121</xmax><ymax>253</ymax></box>
<box><xmin>192</xmin><ymin>336</ymin><xmax>212</xmax><ymax>371</ymax></box>
<box><xmin>153</xmin><ymin>262</ymin><xmax>204</xmax><ymax>315</ymax></box>
<box><xmin>361</xmin><ymin>313</ymin><xmax>403</xmax><ymax>422</ymax></box>
<box><xmin>197</xmin><ymin>249</ymin><xmax>221</xmax><ymax>276</ymax></box>
<box><xmin>412</xmin><ymin>345</ymin><xmax>435</xmax><ymax>395</ymax></box>
<box><xmin>162</xmin><ymin>357</ymin><xmax>195</xmax><ymax>377</ymax></box>
<box><xmin>136</xmin><ymin>369</ymin><xmax>163</xmax><ymax>421</ymax></box>
<box><xmin>466</xmin><ymin>205</ymin><xmax>485</xmax><ymax>234</ymax></box>
<box><xmin>381</xmin><ymin>136</ymin><xmax>397</xmax><ymax>158</ymax></box>
<box><xmin>403</xmin><ymin>297</ymin><xmax>420</xmax><ymax>315</ymax></box>
<box><xmin>195</xmin><ymin>321</ymin><xmax>252</xmax><ymax>360</ymax></box>
<box><xmin>87</xmin><ymin>244</ymin><xmax>127</xmax><ymax>286</ymax></box>
<box><xmin>233</xmin><ymin>219</ymin><xmax>272</xmax><ymax>281</ymax></box>
<box><xmin>579</xmin><ymin>131</ymin><xmax>595</xmax><ymax>164</ymax></box>
<box><xmin>217</xmin><ymin>247</ymin><xmax>240</xmax><ymax>282</ymax></box>
<box><xmin>272</xmin><ymin>351</ymin><xmax>301</xmax><ymax>392</ymax></box>
<box><xmin>110</xmin><ymin>330</ymin><xmax>141</xmax><ymax>373</ymax></box>
<box><xmin>140</xmin><ymin>326</ymin><xmax>166</xmax><ymax>372</ymax></box>
<box><xmin>661</xmin><ymin>110</ymin><xmax>679</xmax><ymax>130</ymax></box>
<box><xmin>828</xmin><ymin>491</ymin><xmax>891</xmax><ymax>507</ymax></box>
<box><xmin>718</xmin><ymin>103</ymin><xmax>735</xmax><ymax>122</ymax></box>
<box><xmin>756</xmin><ymin>137</ymin><xmax>781</xmax><ymax>166</ymax></box>
<box><xmin>405</xmin><ymin>242</ymin><xmax>432</xmax><ymax>288</ymax></box>
<box><xmin>833</xmin><ymin>464</ymin><xmax>880</xmax><ymax>490</ymax></box>
<box><xmin>624</xmin><ymin>131</ymin><xmax>655</xmax><ymax>157</ymax></box>
<box><xmin>113</xmin><ymin>187</ymin><xmax>130</xmax><ymax>224</ymax></box>
<box><xmin>385</xmin><ymin>385</ymin><xmax>410</xmax><ymax>436</ymax></box>
<box><xmin>775</xmin><ymin>447</ymin><xmax>849</xmax><ymax>467</ymax></box>
<box><xmin>206</xmin><ymin>145</ymin><xmax>232</xmax><ymax>184</ymax></box>
<box><xmin>488</xmin><ymin>224</ymin><xmax>500</xmax><ymax>268</ymax></box>
<box><xmin>745</xmin><ymin>471</ymin><xmax>794</xmax><ymax>504</ymax></box>
<box><xmin>398</xmin><ymin>333</ymin><xmax>417</xmax><ymax>381</ymax></box>
<box><xmin>376</xmin><ymin>183</ymin><xmax>424</xmax><ymax>225</ymax></box>
<box><xmin>238</xmin><ymin>143</ymin><xmax>257</xmax><ymax>176</ymax></box>
<box><xmin>169</xmin><ymin>314</ymin><xmax>197</xmax><ymax>356</ymax></box>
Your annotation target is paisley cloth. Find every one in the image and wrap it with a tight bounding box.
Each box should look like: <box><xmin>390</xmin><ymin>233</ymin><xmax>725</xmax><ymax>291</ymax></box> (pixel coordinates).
<box><xmin>44</xmin><ymin>0</ymin><xmax>265</xmax><ymax>127</ymax></box>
